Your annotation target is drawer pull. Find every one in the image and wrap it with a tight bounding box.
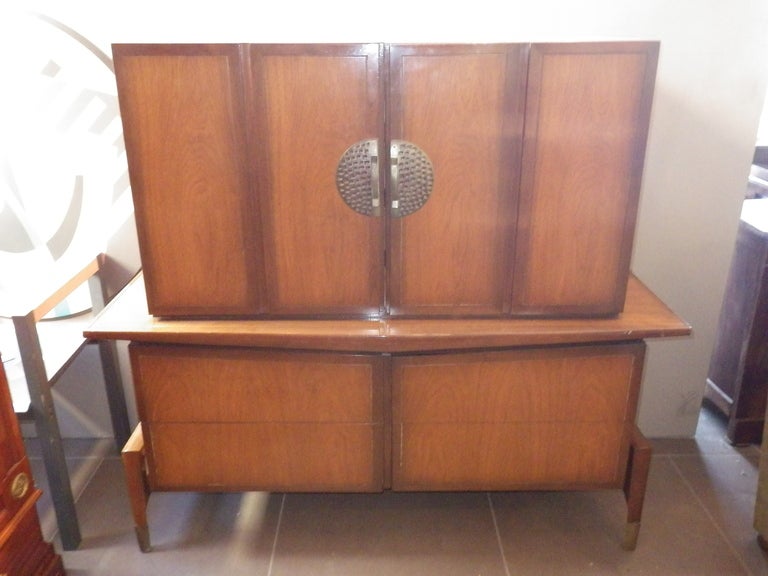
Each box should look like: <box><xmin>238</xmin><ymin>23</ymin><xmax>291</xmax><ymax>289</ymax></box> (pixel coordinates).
<box><xmin>10</xmin><ymin>472</ymin><xmax>30</xmax><ymax>500</ymax></box>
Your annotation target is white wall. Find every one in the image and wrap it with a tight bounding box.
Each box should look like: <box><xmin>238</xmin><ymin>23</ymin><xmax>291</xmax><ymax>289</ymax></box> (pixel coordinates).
<box><xmin>6</xmin><ymin>0</ymin><xmax>768</xmax><ymax>437</ymax></box>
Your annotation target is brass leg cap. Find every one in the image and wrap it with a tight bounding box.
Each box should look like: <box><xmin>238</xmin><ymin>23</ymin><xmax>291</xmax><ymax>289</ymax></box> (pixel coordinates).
<box><xmin>622</xmin><ymin>522</ymin><xmax>640</xmax><ymax>551</ymax></box>
<box><xmin>136</xmin><ymin>526</ymin><xmax>152</xmax><ymax>553</ymax></box>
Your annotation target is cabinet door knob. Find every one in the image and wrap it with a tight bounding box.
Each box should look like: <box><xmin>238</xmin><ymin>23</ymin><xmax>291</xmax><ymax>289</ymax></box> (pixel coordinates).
<box><xmin>390</xmin><ymin>140</ymin><xmax>433</xmax><ymax>218</ymax></box>
<box><xmin>336</xmin><ymin>139</ymin><xmax>381</xmax><ymax>217</ymax></box>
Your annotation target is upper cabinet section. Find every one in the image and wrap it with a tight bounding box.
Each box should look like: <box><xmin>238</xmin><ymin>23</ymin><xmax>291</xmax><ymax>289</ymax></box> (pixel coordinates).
<box><xmin>113</xmin><ymin>41</ymin><xmax>659</xmax><ymax>319</ymax></box>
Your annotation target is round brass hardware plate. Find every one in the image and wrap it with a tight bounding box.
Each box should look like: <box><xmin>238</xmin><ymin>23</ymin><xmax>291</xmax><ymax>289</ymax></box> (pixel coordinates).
<box><xmin>11</xmin><ymin>472</ymin><xmax>30</xmax><ymax>500</ymax></box>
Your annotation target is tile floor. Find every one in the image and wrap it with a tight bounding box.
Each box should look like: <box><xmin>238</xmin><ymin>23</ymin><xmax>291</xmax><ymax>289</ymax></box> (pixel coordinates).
<box><xmin>26</xmin><ymin>406</ymin><xmax>768</xmax><ymax>575</ymax></box>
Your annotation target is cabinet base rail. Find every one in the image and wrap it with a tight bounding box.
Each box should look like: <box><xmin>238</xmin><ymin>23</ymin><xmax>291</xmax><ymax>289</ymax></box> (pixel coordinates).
<box><xmin>121</xmin><ymin>422</ymin><xmax>652</xmax><ymax>553</ymax></box>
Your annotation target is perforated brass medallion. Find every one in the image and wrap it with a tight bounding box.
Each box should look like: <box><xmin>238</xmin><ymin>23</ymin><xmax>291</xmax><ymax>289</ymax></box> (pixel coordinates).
<box><xmin>11</xmin><ymin>472</ymin><xmax>29</xmax><ymax>500</ymax></box>
<box><xmin>336</xmin><ymin>139</ymin><xmax>434</xmax><ymax>218</ymax></box>
<box><xmin>336</xmin><ymin>139</ymin><xmax>380</xmax><ymax>216</ymax></box>
<box><xmin>390</xmin><ymin>140</ymin><xmax>433</xmax><ymax>218</ymax></box>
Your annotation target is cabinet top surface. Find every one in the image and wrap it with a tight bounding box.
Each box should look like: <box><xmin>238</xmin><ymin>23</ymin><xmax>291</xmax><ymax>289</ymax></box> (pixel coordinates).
<box><xmin>84</xmin><ymin>273</ymin><xmax>690</xmax><ymax>352</ymax></box>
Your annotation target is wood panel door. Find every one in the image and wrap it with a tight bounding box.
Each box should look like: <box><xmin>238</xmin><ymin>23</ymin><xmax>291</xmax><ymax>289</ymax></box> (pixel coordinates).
<box><xmin>392</xmin><ymin>343</ymin><xmax>645</xmax><ymax>490</ymax></box>
<box><xmin>387</xmin><ymin>44</ymin><xmax>527</xmax><ymax>317</ymax></box>
<box><xmin>248</xmin><ymin>44</ymin><xmax>386</xmax><ymax>317</ymax></box>
<box><xmin>114</xmin><ymin>44</ymin><xmax>261</xmax><ymax>317</ymax></box>
<box><xmin>512</xmin><ymin>42</ymin><xmax>659</xmax><ymax>316</ymax></box>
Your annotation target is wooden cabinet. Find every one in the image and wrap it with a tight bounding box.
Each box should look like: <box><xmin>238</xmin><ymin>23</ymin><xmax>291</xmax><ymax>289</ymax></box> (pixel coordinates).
<box><xmin>114</xmin><ymin>41</ymin><xmax>658</xmax><ymax>319</ymax></box>
<box><xmin>0</xmin><ymin>356</ymin><xmax>65</xmax><ymax>575</ymax></box>
<box><xmin>97</xmin><ymin>41</ymin><xmax>686</xmax><ymax>553</ymax></box>
<box><xmin>706</xmin><ymin>199</ymin><xmax>768</xmax><ymax>444</ymax></box>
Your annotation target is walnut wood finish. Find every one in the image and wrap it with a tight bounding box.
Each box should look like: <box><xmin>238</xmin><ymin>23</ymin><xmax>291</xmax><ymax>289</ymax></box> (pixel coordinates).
<box><xmin>0</xmin><ymin>357</ymin><xmax>65</xmax><ymax>575</ymax></box>
<box><xmin>130</xmin><ymin>345</ymin><xmax>384</xmax><ymax>491</ymax></box>
<box><xmin>513</xmin><ymin>42</ymin><xmax>659</xmax><ymax>316</ymax></box>
<box><xmin>85</xmin><ymin>272</ymin><xmax>690</xmax><ymax>351</ymax></box>
<box><xmin>248</xmin><ymin>44</ymin><xmax>385</xmax><ymax>316</ymax></box>
<box><xmin>392</xmin><ymin>343</ymin><xmax>644</xmax><ymax>490</ymax></box>
<box><xmin>114</xmin><ymin>43</ymin><xmax>385</xmax><ymax>318</ymax></box>
<box><xmin>89</xmin><ymin>273</ymin><xmax>688</xmax><ymax>551</ymax></box>
<box><xmin>113</xmin><ymin>45</ymin><xmax>260</xmax><ymax>317</ymax></box>
<box><xmin>114</xmin><ymin>41</ymin><xmax>659</xmax><ymax>319</ymax></box>
<box><xmin>388</xmin><ymin>44</ymin><xmax>526</xmax><ymax>316</ymax></box>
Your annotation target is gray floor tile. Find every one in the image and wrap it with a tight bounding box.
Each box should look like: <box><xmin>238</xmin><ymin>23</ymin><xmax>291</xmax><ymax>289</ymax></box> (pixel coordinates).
<box><xmin>491</xmin><ymin>457</ymin><xmax>754</xmax><ymax>575</ymax></box>
<box><xmin>60</xmin><ymin>458</ymin><xmax>281</xmax><ymax>576</ymax></box>
<box><xmin>271</xmin><ymin>491</ymin><xmax>507</xmax><ymax>576</ymax></box>
<box><xmin>671</xmin><ymin>451</ymin><xmax>765</xmax><ymax>576</ymax></box>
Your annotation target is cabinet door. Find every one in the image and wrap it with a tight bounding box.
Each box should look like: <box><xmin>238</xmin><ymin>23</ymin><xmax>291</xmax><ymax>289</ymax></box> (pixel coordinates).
<box><xmin>512</xmin><ymin>42</ymin><xmax>659</xmax><ymax>316</ymax></box>
<box><xmin>387</xmin><ymin>44</ymin><xmax>527</xmax><ymax>316</ymax></box>
<box><xmin>114</xmin><ymin>44</ymin><xmax>261</xmax><ymax>317</ymax></box>
<box><xmin>392</xmin><ymin>343</ymin><xmax>645</xmax><ymax>490</ymax></box>
<box><xmin>248</xmin><ymin>44</ymin><xmax>386</xmax><ymax>317</ymax></box>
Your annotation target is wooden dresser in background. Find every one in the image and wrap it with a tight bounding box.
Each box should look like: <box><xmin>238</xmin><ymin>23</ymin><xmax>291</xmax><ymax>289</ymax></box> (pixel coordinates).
<box><xmin>706</xmin><ymin>198</ymin><xmax>768</xmax><ymax>445</ymax></box>
<box><xmin>0</xmin><ymin>355</ymin><xmax>65</xmax><ymax>575</ymax></box>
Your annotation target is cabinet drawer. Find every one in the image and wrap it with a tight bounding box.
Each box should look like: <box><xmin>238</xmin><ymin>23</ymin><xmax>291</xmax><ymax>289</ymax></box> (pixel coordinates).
<box><xmin>146</xmin><ymin>422</ymin><xmax>382</xmax><ymax>491</ymax></box>
<box><xmin>396</xmin><ymin>421</ymin><xmax>626</xmax><ymax>489</ymax></box>
<box><xmin>130</xmin><ymin>344</ymin><xmax>385</xmax><ymax>492</ymax></box>
<box><xmin>393</xmin><ymin>343</ymin><xmax>644</xmax><ymax>490</ymax></box>
<box><xmin>130</xmin><ymin>344</ymin><xmax>381</xmax><ymax>423</ymax></box>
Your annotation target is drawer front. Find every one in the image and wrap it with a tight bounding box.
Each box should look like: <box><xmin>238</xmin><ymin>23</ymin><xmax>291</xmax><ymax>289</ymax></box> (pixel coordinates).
<box><xmin>131</xmin><ymin>344</ymin><xmax>379</xmax><ymax>423</ymax></box>
<box><xmin>147</xmin><ymin>422</ymin><xmax>381</xmax><ymax>491</ymax></box>
<box><xmin>393</xmin><ymin>343</ymin><xmax>644</xmax><ymax>490</ymax></box>
<box><xmin>130</xmin><ymin>344</ymin><xmax>385</xmax><ymax>492</ymax></box>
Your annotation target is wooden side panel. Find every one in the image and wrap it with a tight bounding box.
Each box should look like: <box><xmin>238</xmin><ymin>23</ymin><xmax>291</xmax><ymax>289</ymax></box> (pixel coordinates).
<box><xmin>513</xmin><ymin>42</ymin><xmax>659</xmax><ymax>316</ymax></box>
<box><xmin>388</xmin><ymin>44</ymin><xmax>527</xmax><ymax>316</ymax></box>
<box><xmin>113</xmin><ymin>44</ymin><xmax>260</xmax><ymax>317</ymax></box>
<box><xmin>249</xmin><ymin>44</ymin><xmax>385</xmax><ymax>316</ymax></box>
<box><xmin>392</xmin><ymin>343</ymin><xmax>645</xmax><ymax>490</ymax></box>
<box><xmin>130</xmin><ymin>344</ymin><xmax>384</xmax><ymax>491</ymax></box>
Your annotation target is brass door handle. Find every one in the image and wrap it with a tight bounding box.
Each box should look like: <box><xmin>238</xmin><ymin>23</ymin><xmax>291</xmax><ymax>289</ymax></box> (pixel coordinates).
<box><xmin>390</xmin><ymin>140</ymin><xmax>433</xmax><ymax>218</ymax></box>
<box><xmin>336</xmin><ymin>139</ymin><xmax>433</xmax><ymax>218</ymax></box>
<box><xmin>336</xmin><ymin>139</ymin><xmax>381</xmax><ymax>217</ymax></box>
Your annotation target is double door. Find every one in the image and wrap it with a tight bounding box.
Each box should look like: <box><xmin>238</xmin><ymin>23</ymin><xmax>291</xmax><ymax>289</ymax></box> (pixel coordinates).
<box><xmin>114</xmin><ymin>42</ymin><xmax>658</xmax><ymax>318</ymax></box>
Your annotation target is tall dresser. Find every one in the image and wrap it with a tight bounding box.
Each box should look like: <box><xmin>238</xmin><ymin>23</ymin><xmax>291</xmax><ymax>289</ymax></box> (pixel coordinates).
<box><xmin>85</xmin><ymin>41</ymin><xmax>690</xmax><ymax>553</ymax></box>
<box><xmin>0</xmin><ymin>355</ymin><xmax>66</xmax><ymax>575</ymax></box>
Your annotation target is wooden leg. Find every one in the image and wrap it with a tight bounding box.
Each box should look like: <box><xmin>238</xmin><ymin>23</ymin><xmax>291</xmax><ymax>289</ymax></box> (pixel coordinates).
<box><xmin>121</xmin><ymin>423</ymin><xmax>152</xmax><ymax>552</ymax></box>
<box><xmin>622</xmin><ymin>424</ymin><xmax>652</xmax><ymax>551</ymax></box>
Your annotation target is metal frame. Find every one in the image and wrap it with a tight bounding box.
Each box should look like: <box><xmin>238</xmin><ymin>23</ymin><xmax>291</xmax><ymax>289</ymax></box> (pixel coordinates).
<box><xmin>12</xmin><ymin>255</ymin><xmax>131</xmax><ymax>550</ymax></box>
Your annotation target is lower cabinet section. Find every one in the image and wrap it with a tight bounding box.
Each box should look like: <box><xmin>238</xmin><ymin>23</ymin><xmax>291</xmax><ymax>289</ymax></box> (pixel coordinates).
<box><xmin>125</xmin><ymin>340</ymin><xmax>648</xmax><ymax>552</ymax></box>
